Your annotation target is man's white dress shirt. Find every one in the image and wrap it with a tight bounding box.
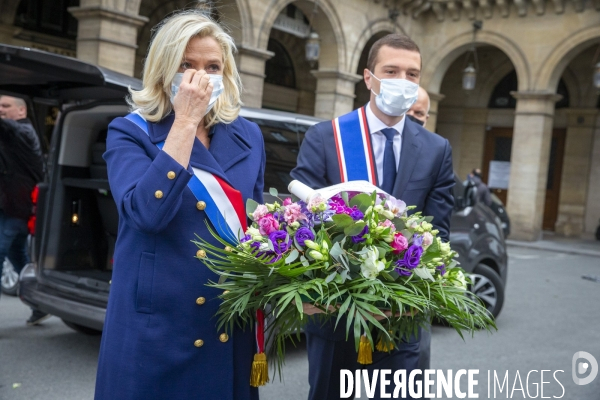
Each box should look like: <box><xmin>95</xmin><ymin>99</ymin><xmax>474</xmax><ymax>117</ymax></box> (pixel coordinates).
<box><xmin>364</xmin><ymin>102</ymin><xmax>405</xmax><ymax>188</ymax></box>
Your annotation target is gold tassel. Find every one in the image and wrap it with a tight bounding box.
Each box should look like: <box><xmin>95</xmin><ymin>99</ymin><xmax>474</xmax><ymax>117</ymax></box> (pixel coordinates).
<box><xmin>376</xmin><ymin>331</ymin><xmax>395</xmax><ymax>352</ymax></box>
<box><xmin>357</xmin><ymin>335</ymin><xmax>373</xmax><ymax>365</ymax></box>
<box><xmin>250</xmin><ymin>352</ymin><xmax>269</xmax><ymax>387</ymax></box>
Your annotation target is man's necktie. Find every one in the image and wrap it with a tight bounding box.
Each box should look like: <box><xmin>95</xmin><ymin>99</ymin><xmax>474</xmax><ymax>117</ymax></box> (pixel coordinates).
<box><xmin>380</xmin><ymin>128</ymin><xmax>397</xmax><ymax>194</ymax></box>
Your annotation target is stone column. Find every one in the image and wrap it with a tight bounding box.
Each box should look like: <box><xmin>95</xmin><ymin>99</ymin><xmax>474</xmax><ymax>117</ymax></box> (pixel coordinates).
<box><xmin>311</xmin><ymin>69</ymin><xmax>363</xmax><ymax>119</ymax></box>
<box><xmin>235</xmin><ymin>45</ymin><xmax>274</xmax><ymax>109</ymax></box>
<box><xmin>555</xmin><ymin>109</ymin><xmax>598</xmax><ymax>237</ymax></box>
<box><xmin>584</xmin><ymin>114</ymin><xmax>600</xmax><ymax>237</ymax></box>
<box><xmin>68</xmin><ymin>6</ymin><xmax>148</xmax><ymax>76</ymax></box>
<box><xmin>457</xmin><ymin>108</ymin><xmax>488</xmax><ymax>181</ymax></box>
<box><xmin>507</xmin><ymin>91</ymin><xmax>562</xmax><ymax>241</ymax></box>
<box><xmin>425</xmin><ymin>91</ymin><xmax>445</xmax><ymax>133</ymax></box>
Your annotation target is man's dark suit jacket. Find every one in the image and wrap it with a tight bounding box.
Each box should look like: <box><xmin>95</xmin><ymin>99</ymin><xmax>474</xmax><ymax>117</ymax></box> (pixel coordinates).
<box><xmin>291</xmin><ymin>112</ymin><xmax>454</xmax><ymax>241</ymax></box>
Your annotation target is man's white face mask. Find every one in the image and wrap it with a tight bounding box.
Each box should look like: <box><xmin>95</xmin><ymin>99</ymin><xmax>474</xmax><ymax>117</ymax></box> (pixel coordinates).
<box><xmin>369</xmin><ymin>71</ymin><xmax>419</xmax><ymax>117</ymax></box>
<box><xmin>170</xmin><ymin>73</ymin><xmax>225</xmax><ymax>116</ymax></box>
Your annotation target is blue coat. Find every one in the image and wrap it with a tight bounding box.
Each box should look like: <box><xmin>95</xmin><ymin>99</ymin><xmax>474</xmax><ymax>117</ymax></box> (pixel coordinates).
<box><xmin>95</xmin><ymin>113</ymin><xmax>265</xmax><ymax>400</ymax></box>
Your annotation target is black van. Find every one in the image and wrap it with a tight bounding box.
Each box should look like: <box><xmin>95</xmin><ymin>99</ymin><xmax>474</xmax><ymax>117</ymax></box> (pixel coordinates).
<box><xmin>1</xmin><ymin>46</ymin><xmax>507</xmax><ymax>335</ymax></box>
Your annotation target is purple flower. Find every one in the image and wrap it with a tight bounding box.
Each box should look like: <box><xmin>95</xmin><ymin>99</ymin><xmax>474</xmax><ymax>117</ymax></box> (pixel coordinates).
<box><xmin>240</xmin><ymin>234</ymin><xmax>252</xmax><ymax>243</ymax></box>
<box><xmin>249</xmin><ymin>241</ymin><xmax>262</xmax><ymax>253</ymax></box>
<box><xmin>412</xmin><ymin>234</ymin><xmax>424</xmax><ymax>247</ymax></box>
<box><xmin>351</xmin><ymin>225</ymin><xmax>369</xmax><ymax>244</ymax></box>
<box><xmin>295</xmin><ymin>227</ymin><xmax>315</xmax><ymax>247</ymax></box>
<box><xmin>437</xmin><ymin>264</ymin><xmax>446</xmax><ymax>276</ymax></box>
<box><xmin>269</xmin><ymin>230</ymin><xmax>292</xmax><ymax>254</ymax></box>
<box><xmin>273</xmin><ymin>211</ymin><xmax>286</xmax><ymax>223</ymax></box>
<box><xmin>395</xmin><ymin>245</ymin><xmax>423</xmax><ymax>273</ymax></box>
<box><xmin>349</xmin><ymin>207</ymin><xmax>364</xmax><ymax>221</ymax></box>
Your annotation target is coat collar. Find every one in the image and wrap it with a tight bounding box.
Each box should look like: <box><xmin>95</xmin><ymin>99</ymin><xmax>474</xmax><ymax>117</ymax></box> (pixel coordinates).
<box><xmin>148</xmin><ymin>113</ymin><xmax>252</xmax><ymax>184</ymax></box>
<box><xmin>392</xmin><ymin>117</ymin><xmax>422</xmax><ymax>197</ymax></box>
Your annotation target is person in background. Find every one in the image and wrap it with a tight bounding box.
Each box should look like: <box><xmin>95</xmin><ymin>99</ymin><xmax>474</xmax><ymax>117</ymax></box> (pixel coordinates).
<box><xmin>406</xmin><ymin>86</ymin><xmax>432</xmax><ymax>376</ymax></box>
<box><xmin>469</xmin><ymin>168</ymin><xmax>492</xmax><ymax>207</ymax></box>
<box><xmin>0</xmin><ymin>95</ymin><xmax>47</xmax><ymax>325</ymax></box>
<box><xmin>406</xmin><ymin>85</ymin><xmax>430</xmax><ymax>127</ymax></box>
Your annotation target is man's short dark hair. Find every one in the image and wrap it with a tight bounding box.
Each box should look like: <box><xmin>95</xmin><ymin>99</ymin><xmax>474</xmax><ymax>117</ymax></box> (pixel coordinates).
<box><xmin>366</xmin><ymin>34</ymin><xmax>421</xmax><ymax>72</ymax></box>
<box><xmin>472</xmin><ymin>168</ymin><xmax>482</xmax><ymax>178</ymax></box>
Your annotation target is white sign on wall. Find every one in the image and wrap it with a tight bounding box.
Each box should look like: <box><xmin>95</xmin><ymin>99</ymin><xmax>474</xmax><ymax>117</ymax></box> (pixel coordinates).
<box><xmin>488</xmin><ymin>161</ymin><xmax>511</xmax><ymax>189</ymax></box>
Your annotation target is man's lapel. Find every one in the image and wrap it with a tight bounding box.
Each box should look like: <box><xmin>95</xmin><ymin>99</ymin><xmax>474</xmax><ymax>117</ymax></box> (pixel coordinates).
<box><xmin>392</xmin><ymin>118</ymin><xmax>422</xmax><ymax>197</ymax></box>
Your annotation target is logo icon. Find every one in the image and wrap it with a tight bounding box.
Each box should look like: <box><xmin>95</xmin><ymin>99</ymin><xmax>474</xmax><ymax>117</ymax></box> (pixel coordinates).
<box><xmin>572</xmin><ymin>351</ymin><xmax>598</xmax><ymax>385</ymax></box>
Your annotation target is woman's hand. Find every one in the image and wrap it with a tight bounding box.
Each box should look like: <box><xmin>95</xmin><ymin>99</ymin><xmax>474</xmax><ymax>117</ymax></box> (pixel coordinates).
<box><xmin>163</xmin><ymin>69</ymin><xmax>213</xmax><ymax>167</ymax></box>
<box><xmin>172</xmin><ymin>69</ymin><xmax>213</xmax><ymax>127</ymax></box>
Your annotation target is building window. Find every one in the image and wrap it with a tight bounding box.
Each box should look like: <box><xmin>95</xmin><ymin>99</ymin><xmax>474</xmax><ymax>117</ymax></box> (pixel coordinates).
<box><xmin>264</xmin><ymin>38</ymin><xmax>296</xmax><ymax>89</ymax></box>
<box><xmin>15</xmin><ymin>0</ymin><xmax>79</xmax><ymax>39</ymax></box>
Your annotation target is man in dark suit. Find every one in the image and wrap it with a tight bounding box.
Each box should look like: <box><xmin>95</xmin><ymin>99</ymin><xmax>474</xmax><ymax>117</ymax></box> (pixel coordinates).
<box><xmin>291</xmin><ymin>34</ymin><xmax>454</xmax><ymax>400</ymax></box>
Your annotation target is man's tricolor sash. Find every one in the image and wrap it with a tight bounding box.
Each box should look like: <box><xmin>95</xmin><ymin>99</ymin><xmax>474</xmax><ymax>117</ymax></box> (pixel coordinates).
<box><xmin>332</xmin><ymin>107</ymin><xmax>376</xmax><ymax>184</ymax></box>
<box><xmin>125</xmin><ymin>112</ymin><xmax>247</xmax><ymax>244</ymax></box>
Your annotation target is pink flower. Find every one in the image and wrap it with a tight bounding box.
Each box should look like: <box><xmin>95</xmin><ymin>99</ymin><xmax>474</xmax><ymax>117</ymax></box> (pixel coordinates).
<box><xmin>284</xmin><ymin>203</ymin><xmax>305</xmax><ymax>224</ymax></box>
<box><xmin>283</xmin><ymin>198</ymin><xmax>292</xmax><ymax>206</ymax></box>
<box><xmin>258</xmin><ymin>214</ymin><xmax>279</xmax><ymax>235</ymax></box>
<box><xmin>391</xmin><ymin>232</ymin><xmax>408</xmax><ymax>254</ymax></box>
<box><xmin>252</xmin><ymin>204</ymin><xmax>268</xmax><ymax>221</ymax></box>
<box><xmin>378</xmin><ymin>219</ymin><xmax>396</xmax><ymax>232</ymax></box>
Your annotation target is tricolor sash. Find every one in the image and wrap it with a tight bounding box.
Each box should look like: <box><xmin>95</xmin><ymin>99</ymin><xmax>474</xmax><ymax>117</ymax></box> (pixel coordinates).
<box><xmin>332</xmin><ymin>107</ymin><xmax>376</xmax><ymax>184</ymax></box>
<box><xmin>125</xmin><ymin>112</ymin><xmax>247</xmax><ymax>244</ymax></box>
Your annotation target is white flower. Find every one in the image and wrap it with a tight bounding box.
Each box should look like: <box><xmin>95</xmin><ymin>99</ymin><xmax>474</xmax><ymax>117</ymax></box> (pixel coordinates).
<box><xmin>359</xmin><ymin>246</ymin><xmax>385</xmax><ymax>280</ymax></box>
<box><xmin>385</xmin><ymin>196</ymin><xmax>407</xmax><ymax>217</ymax></box>
<box><xmin>422</xmin><ymin>232</ymin><xmax>433</xmax><ymax>248</ymax></box>
<box><xmin>246</xmin><ymin>227</ymin><xmax>261</xmax><ymax>237</ymax></box>
<box><xmin>454</xmin><ymin>270</ymin><xmax>467</xmax><ymax>289</ymax></box>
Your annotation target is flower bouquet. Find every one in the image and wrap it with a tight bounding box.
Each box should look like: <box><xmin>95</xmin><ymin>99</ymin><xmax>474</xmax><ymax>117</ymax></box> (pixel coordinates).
<box><xmin>193</xmin><ymin>180</ymin><xmax>495</xmax><ymax>385</ymax></box>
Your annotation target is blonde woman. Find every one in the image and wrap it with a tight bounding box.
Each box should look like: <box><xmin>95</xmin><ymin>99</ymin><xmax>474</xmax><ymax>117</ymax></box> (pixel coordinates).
<box><xmin>95</xmin><ymin>10</ymin><xmax>264</xmax><ymax>400</ymax></box>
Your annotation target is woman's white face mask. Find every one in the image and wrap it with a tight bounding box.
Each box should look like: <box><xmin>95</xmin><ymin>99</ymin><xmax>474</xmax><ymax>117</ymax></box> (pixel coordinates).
<box><xmin>370</xmin><ymin>71</ymin><xmax>419</xmax><ymax>117</ymax></box>
<box><xmin>170</xmin><ymin>73</ymin><xmax>225</xmax><ymax>116</ymax></box>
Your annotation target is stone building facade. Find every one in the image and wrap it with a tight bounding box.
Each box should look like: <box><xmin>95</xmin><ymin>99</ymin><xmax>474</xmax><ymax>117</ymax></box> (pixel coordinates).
<box><xmin>1</xmin><ymin>0</ymin><xmax>599</xmax><ymax>241</ymax></box>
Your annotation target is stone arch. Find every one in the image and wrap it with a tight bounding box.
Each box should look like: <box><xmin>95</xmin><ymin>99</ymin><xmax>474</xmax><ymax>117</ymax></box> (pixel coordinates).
<box><xmin>536</xmin><ymin>25</ymin><xmax>600</xmax><ymax>92</ymax></box>
<box><xmin>135</xmin><ymin>0</ymin><xmax>247</xmax><ymax>76</ymax></box>
<box><xmin>476</xmin><ymin>59</ymin><xmax>515</xmax><ymax>107</ymax></box>
<box><xmin>1</xmin><ymin>0</ymin><xmax>24</xmax><ymax>24</ymax></box>
<box><xmin>422</xmin><ymin>30</ymin><xmax>530</xmax><ymax>94</ymax></box>
<box><xmin>348</xmin><ymin>18</ymin><xmax>404</xmax><ymax>74</ymax></box>
<box><xmin>256</xmin><ymin>0</ymin><xmax>344</xmax><ymax>71</ymax></box>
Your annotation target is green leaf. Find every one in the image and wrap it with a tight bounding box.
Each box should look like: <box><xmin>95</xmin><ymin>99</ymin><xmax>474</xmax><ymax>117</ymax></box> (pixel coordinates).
<box><xmin>413</xmin><ymin>267</ymin><xmax>435</xmax><ymax>281</ymax></box>
<box><xmin>325</xmin><ymin>271</ymin><xmax>337</xmax><ymax>283</ymax></box>
<box><xmin>423</xmin><ymin>216</ymin><xmax>434</xmax><ymax>223</ymax></box>
<box><xmin>246</xmin><ymin>198</ymin><xmax>259</xmax><ymax>216</ymax></box>
<box><xmin>341</xmin><ymin>191</ymin><xmax>349</xmax><ymax>205</ymax></box>
<box><xmin>349</xmin><ymin>193</ymin><xmax>372</xmax><ymax>212</ymax></box>
<box><xmin>332</xmin><ymin>213</ymin><xmax>355</xmax><ymax>229</ymax></box>
<box><xmin>285</xmin><ymin>249</ymin><xmax>299</xmax><ymax>264</ymax></box>
<box><xmin>269</xmin><ymin>187</ymin><xmax>279</xmax><ymax>197</ymax></box>
<box><xmin>344</xmin><ymin>222</ymin><xmax>367</xmax><ymax>236</ymax></box>
<box><xmin>392</xmin><ymin>218</ymin><xmax>405</xmax><ymax>231</ymax></box>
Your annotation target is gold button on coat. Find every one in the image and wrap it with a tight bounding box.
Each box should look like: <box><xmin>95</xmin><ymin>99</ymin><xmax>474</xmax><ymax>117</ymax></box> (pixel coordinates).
<box><xmin>167</xmin><ymin>171</ymin><xmax>176</xmax><ymax>179</ymax></box>
<box><xmin>196</xmin><ymin>201</ymin><xmax>206</xmax><ymax>211</ymax></box>
<box><xmin>155</xmin><ymin>190</ymin><xmax>163</xmax><ymax>199</ymax></box>
<box><xmin>196</xmin><ymin>297</ymin><xmax>206</xmax><ymax>305</ymax></box>
<box><xmin>194</xmin><ymin>339</ymin><xmax>204</xmax><ymax>347</ymax></box>
<box><xmin>219</xmin><ymin>333</ymin><xmax>229</xmax><ymax>343</ymax></box>
<box><xmin>196</xmin><ymin>249</ymin><xmax>206</xmax><ymax>258</ymax></box>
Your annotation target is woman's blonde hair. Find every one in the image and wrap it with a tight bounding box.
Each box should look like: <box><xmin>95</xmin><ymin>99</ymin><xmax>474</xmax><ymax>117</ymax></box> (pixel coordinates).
<box><xmin>129</xmin><ymin>10</ymin><xmax>242</xmax><ymax>126</ymax></box>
